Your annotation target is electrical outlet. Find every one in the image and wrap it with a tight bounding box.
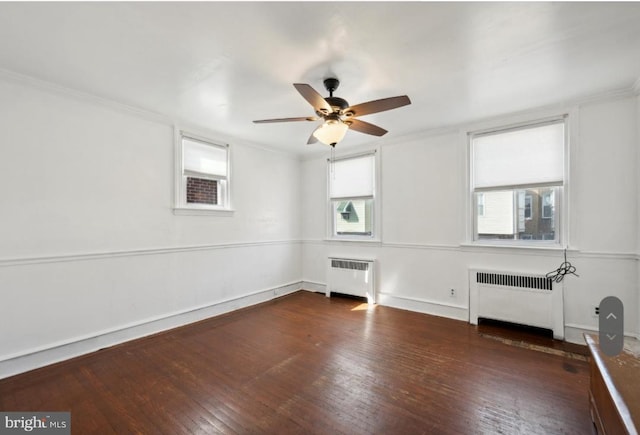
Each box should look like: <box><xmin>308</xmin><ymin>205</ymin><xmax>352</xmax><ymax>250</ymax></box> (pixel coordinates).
<box><xmin>450</xmin><ymin>288</ymin><xmax>456</xmax><ymax>298</ymax></box>
<box><xmin>592</xmin><ymin>306</ymin><xmax>600</xmax><ymax>318</ymax></box>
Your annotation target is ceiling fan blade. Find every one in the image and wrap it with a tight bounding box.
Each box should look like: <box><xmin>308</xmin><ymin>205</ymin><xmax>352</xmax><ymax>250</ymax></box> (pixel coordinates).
<box><xmin>345</xmin><ymin>95</ymin><xmax>411</xmax><ymax>117</ymax></box>
<box><xmin>253</xmin><ymin>116</ymin><xmax>317</xmax><ymax>123</ymax></box>
<box><xmin>293</xmin><ymin>83</ymin><xmax>332</xmax><ymax>113</ymax></box>
<box><xmin>347</xmin><ymin>119</ymin><xmax>388</xmax><ymax>137</ymax></box>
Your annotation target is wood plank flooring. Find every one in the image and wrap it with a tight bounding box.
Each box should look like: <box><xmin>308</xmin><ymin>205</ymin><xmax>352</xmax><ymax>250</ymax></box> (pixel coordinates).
<box><xmin>477</xmin><ymin>318</ymin><xmax>590</xmax><ymax>361</ymax></box>
<box><xmin>0</xmin><ymin>291</ymin><xmax>593</xmax><ymax>434</ymax></box>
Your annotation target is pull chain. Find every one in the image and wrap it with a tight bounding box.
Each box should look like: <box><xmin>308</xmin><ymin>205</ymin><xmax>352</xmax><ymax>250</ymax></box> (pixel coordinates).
<box><xmin>330</xmin><ymin>145</ymin><xmax>335</xmax><ymax>179</ymax></box>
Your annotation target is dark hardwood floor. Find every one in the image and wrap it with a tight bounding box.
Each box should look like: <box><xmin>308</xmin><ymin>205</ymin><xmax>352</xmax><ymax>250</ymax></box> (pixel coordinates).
<box><xmin>0</xmin><ymin>291</ymin><xmax>593</xmax><ymax>434</ymax></box>
<box><xmin>477</xmin><ymin>318</ymin><xmax>590</xmax><ymax>360</ymax></box>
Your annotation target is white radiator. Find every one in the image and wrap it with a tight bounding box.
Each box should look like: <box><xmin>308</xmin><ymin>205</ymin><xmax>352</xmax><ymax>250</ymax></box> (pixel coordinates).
<box><xmin>469</xmin><ymin>269</ymin><xmax>564</xmax><ymax>339</ymax></box>
<box><xmin>326</xmin><ymin>258</ymin><xmax>375</xmax><ymax>304</ymax></box>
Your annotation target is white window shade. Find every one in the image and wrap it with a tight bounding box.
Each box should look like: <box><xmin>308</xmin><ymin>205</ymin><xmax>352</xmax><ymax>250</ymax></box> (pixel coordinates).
<box><xmin>473</xmin><ymin>122</ymin><xmax>564</xmax><ymax>189</ymax></box>
<box><xmin>329</xmin><ymin>154</ymin><xmax>375</xmax><ymax>198</ymax></box>
<box><xmin>183</xmin><ymin>137</ymin><xmax>227</xmax><ymax>179</ymax></box>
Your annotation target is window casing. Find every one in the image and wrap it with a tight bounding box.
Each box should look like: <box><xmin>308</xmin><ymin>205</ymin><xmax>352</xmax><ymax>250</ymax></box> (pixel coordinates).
<box><xmin>176</xmin><ymin>132</ymin><xmax>230</xmax><ymax>212</ymax></box>
<box><xmin>470</xmin><ymin>118</ymin><xmax>566</xmax><ymax>245</ymax></box>
<box><xmin>328</xmin><ymin>152</ymin><xmax>377</xmax><ymax>239</ymax></box>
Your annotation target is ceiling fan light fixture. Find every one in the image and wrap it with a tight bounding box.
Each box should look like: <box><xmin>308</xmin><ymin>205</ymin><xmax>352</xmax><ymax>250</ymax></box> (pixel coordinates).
<box><xmin>313</xmin><ymin>119</ymin><xmax>348</xmax><ymax>147</ymax></box>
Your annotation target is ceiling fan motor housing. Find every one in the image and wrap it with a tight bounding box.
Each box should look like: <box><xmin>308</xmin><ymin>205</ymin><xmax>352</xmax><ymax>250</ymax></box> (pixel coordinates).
<box><xmin>323</xmin><ymin>78</ymin><xmax>340</xmax><ymax>94</ymax></box>
<box><xmin>325</xmin><ymin>97</ymin><xmax>349</xmax><ymax>111</ymax></box>
<box><xmin>321</xmin><ymin>78</ymin><xmax>349</xmax><ymax>114</ymax></box>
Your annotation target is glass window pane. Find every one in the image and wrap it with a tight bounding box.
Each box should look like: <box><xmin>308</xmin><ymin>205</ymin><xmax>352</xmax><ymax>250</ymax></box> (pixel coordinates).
<box><xmin>476</xmin><ymin>187</ymin><xmax>558</xmax><ymax>242</ymax></box>
<box><xmin>476</xmin><ymin>190</ymin><xmax>515</xmax><ymax>239</ymax></box>
<box><xmin>334</xmin><ymin>199</ymin><xmax>373</xmax><ymax>236</ymax></box>
<box><xmin>186</xmin><ymin>177</ymin><xmax>218</xmax><ymax>205</ymax></box>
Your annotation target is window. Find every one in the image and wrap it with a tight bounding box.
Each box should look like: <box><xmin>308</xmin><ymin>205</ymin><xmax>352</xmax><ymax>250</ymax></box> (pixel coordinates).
<box><xmin>176</xmin><ymin>132</ymin><xmax>230</xmax><ymax>212</ymax></box>
<box><xmin>471</xmin><ymin>118</ymin><xmax>565</xmax><ymax>244</ymax></box>
<box><xmin>542</xmin><ymin>190</ymin><xmax>554</xmax><ymax>219</ymax></box>
<box><xmin>524</xmin><ymin>194</ymin><xmax>532</xmax><ymax>220</ymax></box>
<box><xmin>328</xmin><ymin>152</ymin><xmax>376</xmax><ymax>239</ymax></box>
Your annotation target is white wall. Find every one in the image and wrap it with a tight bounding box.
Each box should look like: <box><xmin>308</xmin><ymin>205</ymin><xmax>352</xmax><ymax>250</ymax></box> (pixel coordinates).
<box><xmin>0</xmin><ymin>74</ymin><xmax>302</xmax><ymax>378</ymax></box>
<box><xmin>382</xmin><ymin>132</ymin><xmax>463</xmax><ymax>246</ymax></box>
<box><xmin>572</xmin><ymin>97</ymin><xmax>638</xmax><ymax>253</ymax></box>
<box><xmin>302</xmin><ymin>93</ymin><xmax>639</xmax><ymax>344</ymax></box>
<box><xmin>565</xmin><ymin>95</ymin><xmax>638</xmax><ymax>342</ymax></box>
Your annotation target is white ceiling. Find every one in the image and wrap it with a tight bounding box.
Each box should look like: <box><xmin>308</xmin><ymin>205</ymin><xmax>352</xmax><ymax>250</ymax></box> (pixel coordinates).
<box><xmin>1</xmin><ymin>2</ymin><xmax>640</xmax><ymax>155</ymax></box>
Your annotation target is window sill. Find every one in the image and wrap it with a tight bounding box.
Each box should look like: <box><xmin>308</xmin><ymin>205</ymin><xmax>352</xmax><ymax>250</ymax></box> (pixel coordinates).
<box><xmin>173</xmin><ymin>207</ymin><xmax>235</xmax><ymax>217</ymax></box>
<box><xmin>325</xmin><ymin>237</ymin><xmax>382</xmax><ymax>244</ymax></box>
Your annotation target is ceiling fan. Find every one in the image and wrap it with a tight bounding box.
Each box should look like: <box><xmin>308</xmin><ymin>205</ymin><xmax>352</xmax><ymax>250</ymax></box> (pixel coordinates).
<box><xmin>253</xmin><ymin>78</ymin><xmax>411</xmax><ymax>147</ymax></box>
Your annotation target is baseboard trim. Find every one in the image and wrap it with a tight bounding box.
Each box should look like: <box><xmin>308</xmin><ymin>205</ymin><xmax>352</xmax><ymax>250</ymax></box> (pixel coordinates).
<box><xmin>300</xmin><ymin>282</ymin><xmax>469</xmax><ymax>320</ymax></box>
<box><xmin>564</xmin><ymin>323</ymin><xmax>639</xmax><ymax>345</ymax></box>
<box><xmin>300</xmin><ymin>280</ymin><xmax>327</xmax><ymax>294</ymax></box>
<box><xmin>564</xmin><ymin>324</ymin><xmax>597</xmax><ymax>345</ymax></box>
<box><xmin>377</xmin><ymin>292</ymin><xmax>468</xmax><ymax>321</ymax></box>
<box><xmin>0</xmin><ymin>281</ymin><xmax>302</xmax><ymax>380</ymax></box>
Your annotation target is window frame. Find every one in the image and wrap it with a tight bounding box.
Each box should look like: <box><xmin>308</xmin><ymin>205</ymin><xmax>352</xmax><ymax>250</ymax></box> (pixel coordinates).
<box><xmin>327</xmin><ymin>149</ymin><xmax>380</xmax><ymax>241</ymax></box>
<box><xmin>468</xmin><ymin>116</ymin><xmax>568</xmax><ymax>247</ymax></box>
<box><xmin>174</xmin><ymin>129</ymin><xmax>233</xmax><ymax>216</ymax></box>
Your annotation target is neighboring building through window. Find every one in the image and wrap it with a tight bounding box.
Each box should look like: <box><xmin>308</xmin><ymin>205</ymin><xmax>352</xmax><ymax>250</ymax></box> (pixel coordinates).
<box><xmin>177</xmin><ymin>132</ymin><xmax>229</xmax><ymax>210</ymax></box>
<box><xmin>328</xmin><ymin>152</ymin><xmax>376</xmax><ymax>238</ymax></box>
<box><xmin>524</xmin><ymin>194</ymin><xmax>532</xmax><ymax>220</ymax></box>
<box><xmin>542</xmin><ymin>191</ymin><xmax>554</xmax><ymax>219</ymax></box>
<box><xmin>186</xmin><ymin>176</ymin><xmax>218</xmax><ymax>205</ymax></box>
<box><xmin>471</xmin><ymin>118</ymin><xmax>565</xmax><ymax>243</ymax></box>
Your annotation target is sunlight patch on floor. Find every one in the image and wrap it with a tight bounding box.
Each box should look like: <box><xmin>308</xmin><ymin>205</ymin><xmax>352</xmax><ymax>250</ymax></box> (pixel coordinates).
<box><xmin>351</xmin><ymin>303</ymin><xmax>376</xmax><ymax>311</ymax></box>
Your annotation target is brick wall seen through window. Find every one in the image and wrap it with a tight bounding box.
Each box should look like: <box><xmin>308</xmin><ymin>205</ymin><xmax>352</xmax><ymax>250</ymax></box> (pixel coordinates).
<box><xmin>186</xmin><ymin>177</ymin><xmax>218</xmax><ymax>205</ymax></box>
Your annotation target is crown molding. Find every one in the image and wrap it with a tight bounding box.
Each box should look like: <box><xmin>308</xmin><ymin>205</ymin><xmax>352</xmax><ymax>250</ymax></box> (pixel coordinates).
<box><xmin>0</xmin><ymin>67</ymin><xmax>172</xmax><ymax>125</ymax></box>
